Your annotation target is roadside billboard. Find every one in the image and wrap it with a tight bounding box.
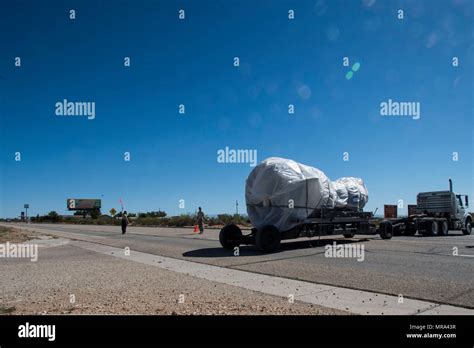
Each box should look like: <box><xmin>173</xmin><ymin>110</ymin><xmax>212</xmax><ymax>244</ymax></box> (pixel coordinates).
<box><xmin>67</xmin><ymin>199</ymin><xmax>101</xmax><ymax>211</ymax></box>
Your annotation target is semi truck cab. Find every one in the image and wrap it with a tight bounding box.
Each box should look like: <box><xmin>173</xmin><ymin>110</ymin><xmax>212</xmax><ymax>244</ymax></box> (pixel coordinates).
<box><xmin>414</xmin><ymin>180</ymin><xmax>472</xmax><ymax>235</ymax></box>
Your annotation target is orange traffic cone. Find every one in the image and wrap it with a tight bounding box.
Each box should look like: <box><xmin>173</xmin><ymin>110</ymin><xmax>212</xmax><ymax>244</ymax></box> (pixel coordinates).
<box><xmin>193</xmin><ymin>224</ymin><xmax>199</xmax><ymax>233</ymax></box>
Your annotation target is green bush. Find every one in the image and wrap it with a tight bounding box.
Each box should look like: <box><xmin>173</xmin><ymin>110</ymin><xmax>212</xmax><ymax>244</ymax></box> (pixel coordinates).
<box><xmin>207</xmin><ymin>214</ymin><xmax>250</xmax><ymax>226</ymax></box>
<box><xmin>168</xmin><ymin>214</ymin><xmax>195</xmax><ymax>227</ymax></box>
<box><xmin>138</xmin><ymin>210</ymin><xmax>167</xmax><ymax>218</ymax></box>
<box><xmin>133</xmin><ymin>214</ymin><xmax>197</xmax><ymax>227</ymax></box>
<box><xmin>133</xmin><ymin>217</ymin><xmax>161</xmax><ymax>226</ymax></box>
<box><xmin>34</xmin><ymin>211</ymin><xmax>63</xmax><ymax>223</ymax></box>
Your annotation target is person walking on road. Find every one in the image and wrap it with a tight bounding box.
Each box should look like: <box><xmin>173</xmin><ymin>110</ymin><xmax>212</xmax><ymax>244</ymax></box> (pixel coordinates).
<box><xmin>197</xmin><ymin>207</ymin><xmax>205</xmax><ymax>234</ymax></box>
<box><xmin>121</xmin><ymin>211</ymin><xmax>130</xmax><ymax>234</ymax></box>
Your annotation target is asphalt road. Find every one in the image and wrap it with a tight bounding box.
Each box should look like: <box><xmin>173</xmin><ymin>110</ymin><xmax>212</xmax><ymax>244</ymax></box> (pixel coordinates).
<box><xmin>5</xmin><ymin>223</ymin><xmax>474</xmax><ymax>309</ymax></box>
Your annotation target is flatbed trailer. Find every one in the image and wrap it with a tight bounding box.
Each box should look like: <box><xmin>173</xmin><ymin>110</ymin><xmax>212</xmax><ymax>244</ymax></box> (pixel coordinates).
<box><xmin>219</xmin><ymin>208</ymin><xmax>393</xmax><ymax>253</ymax></box>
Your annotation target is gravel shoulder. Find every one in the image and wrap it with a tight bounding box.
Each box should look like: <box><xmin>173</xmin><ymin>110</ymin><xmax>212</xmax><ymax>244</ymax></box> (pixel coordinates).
<box><xmin>0</xmin><ymin>227</ymin><xmax>346</xmax><ymax>315</ymax></box>
<box><xmin>0</xmin><ymin>226</ymin><xmax>42</xmax><ymax>243</ymax></box>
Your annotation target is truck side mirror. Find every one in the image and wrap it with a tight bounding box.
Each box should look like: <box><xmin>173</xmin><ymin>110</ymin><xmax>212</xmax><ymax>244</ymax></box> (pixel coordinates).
<box><xmin>466</xmin><ymin>196</ymin><xmax>469</xmax><ymax>208</ymax></box>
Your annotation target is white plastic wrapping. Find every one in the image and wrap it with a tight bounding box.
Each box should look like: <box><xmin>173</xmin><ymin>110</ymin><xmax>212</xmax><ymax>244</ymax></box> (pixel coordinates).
<box><xmin>245</xmin><ymin>157</ymin><xmax>368</xmax><ymax>231</ymax></box>
<box><xmin>333</xmin><ymin>177</ymin><xmax>368</xmax><ymax>210</ymax></box>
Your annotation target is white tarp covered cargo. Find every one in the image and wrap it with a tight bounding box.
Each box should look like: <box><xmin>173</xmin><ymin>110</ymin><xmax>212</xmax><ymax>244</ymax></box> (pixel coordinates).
<box><xmin>245</xmin><ymin>157</ymin><xmax>368</xmax><ymax>231</ymax></box>
<box><xmin>333</xmin><ymin>177</ymin><xmax>368</xmax><ymax>210</ymax></box>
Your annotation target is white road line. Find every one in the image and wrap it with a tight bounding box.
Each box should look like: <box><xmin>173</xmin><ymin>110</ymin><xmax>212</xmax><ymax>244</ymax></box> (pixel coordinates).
<box><xmin>388</xmin><ymin>238</ymin><xmax>474</xmax><ymax>246</ymax></box>
<box><xmin>70</xmin><ymin>239</ymin><xmax>474</xmax><ymax>316</ymax></box>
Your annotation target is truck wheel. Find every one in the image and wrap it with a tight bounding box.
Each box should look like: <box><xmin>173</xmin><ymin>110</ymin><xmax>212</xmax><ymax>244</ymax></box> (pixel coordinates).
<box><xmin>379</xmin><ymin>221</ymin><xmax>393</xmax><ymax>240</ymax></box>
<box><xmin>420</xmin><ymin>221</ymin><xmax>436</xmax><ymax>236</ymax></box>
<box><xmin>428</xmin><ymin>221</ymin><xmax>438</xmax><ymax>236</ymax></box>
<box><xmin>463</xmin><ymin>220</ymin><xmax>472</xmax><ymax>235</ymax></box>
<box><xmin>219</xmin><ymin>224</ymin><xmax>242</xmax><ymax>249</ymax></box>
<box><xmin>439</xmin><ymin>220</ymin><xmax>448</xmax><ymax>236</ymax></box>
<box><xmin>343</xmin><ymin>233</ymin><xmax>355</xmax><ymax>238</ymax></box>
<box><xmin>256</xmin><ymin>225</ymin><xmax>281</xmax><ymax>253</ymax></box>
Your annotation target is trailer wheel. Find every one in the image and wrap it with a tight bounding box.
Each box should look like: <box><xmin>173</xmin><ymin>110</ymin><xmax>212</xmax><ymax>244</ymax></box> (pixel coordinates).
<box><xmin>439</xmin><ymin>220</ymin><xmax>449</xmax><ymax>236</ymax></box>
<box><xmin>256</xmin><ymin>225</ymin><xmax>281</xmax><ymax>253</ymax></box>
<box><xmin>379</xmin><ymin>221</ymin><xmax>393</xmax><ymax>240</ymax></box>
<box><xmin>463</xmin><ymin>219</ymin><xmax>472</xmax><ymax>235</ymax></box>
<box><xmin>219</xmin><ymin>224</ymin><xmax>242</xmax><ymax>249</ymax></box>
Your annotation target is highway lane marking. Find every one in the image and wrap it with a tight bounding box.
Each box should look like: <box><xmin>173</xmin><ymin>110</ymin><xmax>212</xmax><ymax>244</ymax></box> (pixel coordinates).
<box><xmin>364</xmin><ymin>248</ymin><xmax>474</xmax><ymax>259</ymax></box>
<box><xmin>387</xmin><ymin>237</ymin><xmax>474</xmax><ymax>246</ymax></box>
<box><xmin>68</xmin><ymin>239</ymin><xmax>474</xmax><ymax>315</ymax></box>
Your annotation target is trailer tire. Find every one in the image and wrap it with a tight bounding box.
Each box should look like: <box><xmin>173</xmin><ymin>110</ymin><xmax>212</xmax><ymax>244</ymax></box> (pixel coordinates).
<box><xmin>439</xmin><ymin>220</ymin><xmax>449</xmax><ymax>236</ymax></box>
<box><xmin>219</xmin><ymin>224</ymin><xmax>242</xmax><ymax>250</ymax></box>
<box><xmin>463</xmin><ymin>219</ymin><xmax>472</xmax><ymax>235</ymax></box>
<box><xmin>379</xmin><ymin>221</ymin><xmax>393</xmax><ymax>240</ymax></box>
<box><xmin>256</xmin><ymin>225</ymin><xmax>281</xmax><ymax>253</ymax></box>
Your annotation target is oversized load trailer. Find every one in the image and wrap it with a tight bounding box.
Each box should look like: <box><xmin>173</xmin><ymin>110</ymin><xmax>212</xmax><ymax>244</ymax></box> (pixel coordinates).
<box><xmin>220</xmin><ymin>158</ymin><xmax>392</xmax><ymax>253</ymax></box>
<box><xmin>391</xmin><ymin>180</ymin><xmax>472</xmax><ymax>237</ymax></box>
<box><xmin>245</xmin><ymin>157</ymin><xmax>369</xmax><ymax>231</ymax></box>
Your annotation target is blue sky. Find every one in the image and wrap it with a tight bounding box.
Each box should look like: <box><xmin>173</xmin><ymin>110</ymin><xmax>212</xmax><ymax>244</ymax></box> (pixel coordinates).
<box><xmin>0</xmin><ymin>0</ymin><xmax>473</xmax><ymax>218</ymax></box>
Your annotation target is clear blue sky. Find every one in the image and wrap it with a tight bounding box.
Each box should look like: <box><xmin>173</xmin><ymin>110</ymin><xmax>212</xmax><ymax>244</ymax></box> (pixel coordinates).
<box><xmin>0</xmin><ymin>0</ymin><xmax>472</xmax><ymax>218</ymax></box>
